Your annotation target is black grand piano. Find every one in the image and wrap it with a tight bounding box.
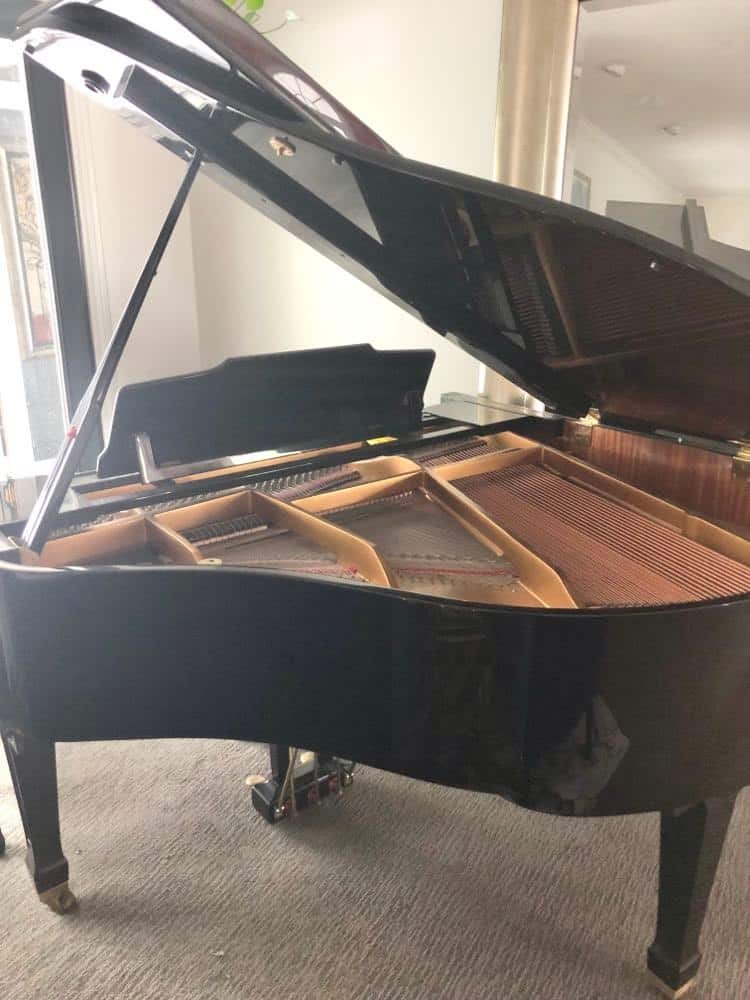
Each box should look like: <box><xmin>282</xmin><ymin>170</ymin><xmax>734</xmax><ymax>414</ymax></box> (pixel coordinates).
<box><xmin>2</xmin><ymin>2</ymin><xmax>750</xmax><ymax>997</ymax></box>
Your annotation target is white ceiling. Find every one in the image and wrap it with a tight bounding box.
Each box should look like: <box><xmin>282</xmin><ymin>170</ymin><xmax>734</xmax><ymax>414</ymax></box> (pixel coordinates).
<box><xmin>576</xmin><ymin>0</ymin><xmax>750</xmax><ymax>197</ymax></box>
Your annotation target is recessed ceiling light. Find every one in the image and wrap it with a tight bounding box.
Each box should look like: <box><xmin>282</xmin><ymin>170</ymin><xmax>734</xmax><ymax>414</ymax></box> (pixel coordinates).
<box><xmin>573</xmin><ymin>65</ymin><xmax>583</xmax><ymax>79</ymax></box>
<box><xmin>602</xmin><ymin>63</ymin><xmax>627</xmax><ymax>78</ymax></box>
<box><xmin>661</xmin><ymin>124</ymin><xmax>682</xmax><ymax>136</ymax></box>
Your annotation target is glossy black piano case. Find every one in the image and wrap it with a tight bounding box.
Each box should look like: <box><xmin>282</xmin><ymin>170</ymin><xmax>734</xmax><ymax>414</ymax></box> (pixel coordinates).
<box><xmin>2</xmin><ymin>560</ymin><xmax>749</xmax><ymax>819</ymax></box>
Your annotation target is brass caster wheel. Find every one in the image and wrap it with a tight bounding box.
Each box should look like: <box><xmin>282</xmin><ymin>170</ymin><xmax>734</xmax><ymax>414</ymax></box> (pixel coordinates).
<box><xmin>39</xmin><ymin>882</ymin><xmax>78</xmax><ymax>915</ymax></box>
<box><xmin>245</xmin><ymin>774</ymin><xmax>267</xmax><ymax>788</ymax></box>
<box><xmin>649</xmin><ymin>972</ymin><xmax>696</xmax><ymax>999</ymax></box>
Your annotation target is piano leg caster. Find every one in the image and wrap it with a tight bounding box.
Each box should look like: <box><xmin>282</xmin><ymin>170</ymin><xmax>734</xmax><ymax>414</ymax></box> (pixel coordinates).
<box><xmin>2</xmin><ymin>730</ymin><xmax>74</xmax><ymax>913</ymax></box>
<box><xmin>39</xmin><ymin>881</ymin><xmax>78</xmax><ymax>915</ymax></box>
<box><xmin>251</xmin><ymin>744</ymin><xmax>354</xmax><ymax>824</ymax></box>
<box><xmin>647</xmin><ymin>796</ymin><xmax>736</xmax><ymax>998</ymax></box>
<box><xmin>647</xmin><ymin>971</ymin><xmax>696</xmax><ymax>999</ymax></box>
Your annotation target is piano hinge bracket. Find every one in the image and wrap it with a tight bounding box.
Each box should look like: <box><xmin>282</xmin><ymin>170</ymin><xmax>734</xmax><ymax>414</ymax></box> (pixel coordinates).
<box><xmin>134</xmin><ymin>432</ymin><xmax>170</xmax><ymax>485</ymax></box>
<box><xmin>731</xmin><ymin>440</ymin><xmax>750</xmax><ymax>479</ymax></box>
<box><xmin>133</xmin><ymin>432</ymin><xmax>303</xmax><ymax>485</ymax></box>
<box><xmin>404</xmin><ymin>389</ymin><xmax>425</xmax><ymax>428</ymax></box>
<box><xmin>134</xmin><ymin>432</ymin><xmax>238</xmax><ymax>485</ymax></box>
<box><xmin>570</xmin><ymin>407</ymin><xmax>600</xmax><ymax>447</ymax></box>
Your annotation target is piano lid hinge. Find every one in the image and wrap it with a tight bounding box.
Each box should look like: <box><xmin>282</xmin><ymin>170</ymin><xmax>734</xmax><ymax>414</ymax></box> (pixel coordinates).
<box><xmin>731</xmin><ymin>440</ymin><xmax>750</xmax><ymax>478</ymax></box>
<box><xmin>570</xmin><ymin>407</ymin><xmax>600</xmax><ymax>447</ymax></box>
<box><xmin>404</xmin><ymin>389</ymin><xmax>425</xmax><ymax>429</ymax></box>
<box><xmin>134</xmin><ymin>431</ymin><xmax>241</xmax><ymax>485</ymax></box>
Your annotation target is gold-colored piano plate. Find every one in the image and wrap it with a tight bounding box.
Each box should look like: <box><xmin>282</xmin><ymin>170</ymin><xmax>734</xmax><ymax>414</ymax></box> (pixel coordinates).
<box><xmin>24</xmin><ymin>428</ymin><xmax>750</xmax><ymax>613</ymax></box>
<box><xmin>293</xmin><ymin>468</ymin><xmax>567</xmax><ymax>609</ymax></box>
<box><xmin>21</xmin><ymin>512</ymin><xmax>199</xmax><ymax>569</ymax></box>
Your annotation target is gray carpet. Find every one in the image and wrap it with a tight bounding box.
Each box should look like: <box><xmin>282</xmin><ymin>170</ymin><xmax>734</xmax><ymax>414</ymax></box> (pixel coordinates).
<box><xmin>1</xmin><ymin>741</ymin><xmax>748</xmax><ymax>1000</ymax></box>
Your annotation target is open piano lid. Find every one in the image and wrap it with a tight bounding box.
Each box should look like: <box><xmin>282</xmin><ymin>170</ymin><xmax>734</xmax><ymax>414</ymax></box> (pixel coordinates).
<box><xmin>16</xmin><ymin>0</ymin><xmax>750</xmax><ymax>445</ymax></box>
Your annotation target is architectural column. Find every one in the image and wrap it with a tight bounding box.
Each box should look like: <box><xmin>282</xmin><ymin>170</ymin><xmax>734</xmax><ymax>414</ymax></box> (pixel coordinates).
<box><xmin>481</xmin><ymin>0</ymin><xmax>579</xmax><ymax>407</ymax></box>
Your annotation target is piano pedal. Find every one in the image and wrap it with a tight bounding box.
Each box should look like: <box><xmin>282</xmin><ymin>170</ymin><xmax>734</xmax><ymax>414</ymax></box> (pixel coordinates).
<box><xmin>38</xmin><ymin>881</ymin><xmax>78</xmax><ymax>915</ymax></box>
<box><xmin>250</xmin><ymin>755</ymin><xmax>354</xmax><ymax>825</ymax></box>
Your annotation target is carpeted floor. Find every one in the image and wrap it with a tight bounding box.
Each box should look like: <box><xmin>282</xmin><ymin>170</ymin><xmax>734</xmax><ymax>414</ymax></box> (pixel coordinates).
<box><xmin>1</xmin><ymin>741</ymin><xmax>748</xmax><ymax>1000</ymax></box>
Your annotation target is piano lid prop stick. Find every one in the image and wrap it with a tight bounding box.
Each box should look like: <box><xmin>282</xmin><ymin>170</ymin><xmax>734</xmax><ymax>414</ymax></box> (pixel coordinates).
<box><xmin>277</xmin><ymin>748</ymin><xmax>300</xmax><ymax>819</ymax></box>
<box><xmin>22</xmin><ymin>146</ymin><xmax>205</xmax><ymax>553</ymax></box>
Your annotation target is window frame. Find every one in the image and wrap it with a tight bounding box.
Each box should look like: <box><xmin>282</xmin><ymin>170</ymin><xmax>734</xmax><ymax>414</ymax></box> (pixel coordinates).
<box><xmin>23</xmin><ymin>55</ymin><xmax>101</xmax><ymax>467</ymax></box>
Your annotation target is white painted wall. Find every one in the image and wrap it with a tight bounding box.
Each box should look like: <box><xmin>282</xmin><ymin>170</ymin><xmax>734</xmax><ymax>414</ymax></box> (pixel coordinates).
<box><xmin>569</xmin><ymin>118</ymin><xmax>750</xmax><ymax>254</ymax></box>
<box><xmin>191</xmin><ymin>0</ymin><xmax>504</xmax><ymax>406</ymax></box>
<box><xmin>66</xmin><ymin>87</ymin><xmax>202</xmax><ymax>429</ymax></box>
<box><xmin>701</xmin><ymin>197</ymin><xmax>750</xmax><ymax>250</ymax></box>
<box><xmin>568</xmin><ymin>116</ymin><xmax>685</xmax><ymax>216</ymax></box>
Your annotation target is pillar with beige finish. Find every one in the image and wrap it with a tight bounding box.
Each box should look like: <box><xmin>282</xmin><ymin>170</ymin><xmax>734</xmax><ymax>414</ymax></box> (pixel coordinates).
<box><xmin>481</xmin><ymin>0</ymin><xmax>579</xmax><ymax>407</ymax></box>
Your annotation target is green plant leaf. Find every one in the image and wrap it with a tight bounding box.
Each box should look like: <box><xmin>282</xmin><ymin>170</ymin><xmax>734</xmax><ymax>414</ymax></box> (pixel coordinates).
<box><xmin>221</xmin><ymin>0</ymin><xmax>264</xmax><ymax>21</ymax></box>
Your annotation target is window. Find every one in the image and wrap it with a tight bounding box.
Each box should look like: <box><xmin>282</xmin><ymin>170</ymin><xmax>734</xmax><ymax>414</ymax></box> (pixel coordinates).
<box><xmin>0</xmin><ymin>40</ymin><xmax>66</xmax><ymax>480</ymax></box>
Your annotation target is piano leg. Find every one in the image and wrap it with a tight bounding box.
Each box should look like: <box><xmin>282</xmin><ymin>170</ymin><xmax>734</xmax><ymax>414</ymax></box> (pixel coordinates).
<box><xmin>647</xmin><ymin>796</ymin><xmax>736</xmax><ymax>998</ymax></box>
<box><xmin>1</xmin><ymin>730</ymin><xmax>76</xmax><ymax>913</ymax></box>
<box><xmin>0</xmin><ymin>826</ymin><xmax>5</xmax><ymax>855</ymax></box>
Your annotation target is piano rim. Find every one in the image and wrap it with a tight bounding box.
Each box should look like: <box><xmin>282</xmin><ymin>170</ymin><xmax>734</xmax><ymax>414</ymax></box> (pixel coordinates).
<box><xmin>5</xmin><ymin>555</ymin><xmax>750</xmax><ymax>624</ymax></box>
<box><xmin>4</xmin><ymin>558</ymin><xmax>750</xmax><ymax>617</ymax></box>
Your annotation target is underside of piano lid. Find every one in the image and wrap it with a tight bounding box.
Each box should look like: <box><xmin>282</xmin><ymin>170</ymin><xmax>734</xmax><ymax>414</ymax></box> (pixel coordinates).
<box><xmin>16</xmin><ymin>0</ymin><xmax>750</xmax><ymax>448</ymax></box>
